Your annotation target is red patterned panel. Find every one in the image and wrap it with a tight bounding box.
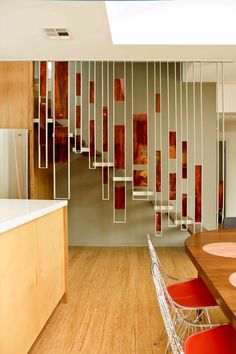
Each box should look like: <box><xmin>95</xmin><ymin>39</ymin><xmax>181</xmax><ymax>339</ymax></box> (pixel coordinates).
<box><xmin>195</xmin><ymin>165</ymin><xmax>202</xmax><ymax>222</ymax></box>
<box><xmin>114</xmin><ymin>78</ymin><xmax>125</xmax><ymax>101</ymax></box>
<box><xmin>90</xmin><ymin>81</ymin><xmax>94</xmax><ymax>103</ymax></box>
<box><xmin>156</xmin><ymin>212</ymin><xmax>161</xmax><ymax>232</ymax></box>
<box><xmin>40</xmin><ymin>61</ymin><xmax>47</xmax><ymax>97</ymax></box>
<box><xmin>133</xmin><ymin>170</ymin><xmax>148</xmax><ymax>187</ymax></box>
<box><xmin>76</xmin><ymin>135</ymin><xmax>81</xmax><ymax>151</ymax></box>
<box><xmin>55</xmin><ymin>62</ymin><xmax>68</xmax><ymax>119</ymax></box>
<box><xmin>219</xmin><ymin>180</ymin><xmax>223</xmax><ymax>210</ymax></box>
<box><xmin>182</xmin><ymin>141</ymin><xmax>187</xmax><ymax>179</ymax></box>
<box><xmin>76</xmin><ymin>73</ymin><xmax>81</xmax><ymax>96</ymax></box>
<box><xmin>90</xmin><ymin>120</ymin><xmax>95</xmax><ymax>156</ymax></box>
<box><xmin>103</xmin><ymin>107</ymin><xmax>108</xmax><ymax>152</ymax></box>
<box><xmin>156</xmin><ymin>93</ymin><xmax>161</xmax><ymax>113</ymax></box>
<box><xmin>169</xmin><ymin>132</ymin><xmax>176</xmax><ymax>159</ymax></box>
<box><xmin>182</xmin><ymin>194</ymin><xmax>187</xmax><ymax>217</ymax></box>
<box><xmin>55</xmin><ymin>126</ymin><xmax>68</xmax><ymax>163</ymax></box>
<box><xmin>40</xmin><ymin>102</ymin><xmax>46</xmax><ymax>145</ymax></box>
<box><xmin>76</xmin><ymin>105</ymin><xmax>81</xmax><ymax>129</ymax></box>
<box><xmin>156</xmin><ymin>150</ymin><xmax>161</xmax><ymax>192</ymax></box>
<box><xmin>114</xmin><ymin>125</ymin><xmax>125</xmax><ymax>169</ymax></box>
<box><xmin>169</xmin><ymin>173</ymin><xmax>176</xmax><ymax>200</ymax></box>
<box><xmin>115</xmin><ymin>186</ymin><xmax>125</xmax><ymax>209</ymax></box>
<box><xmin>103</xmin><ymin>167</ymin><xmax>108</xmax><ymax>185</ymax></box>
<box><xmin>133</xmin><ymin>114</ymin><xmax>148</xmax><ymax>165</ymax></box>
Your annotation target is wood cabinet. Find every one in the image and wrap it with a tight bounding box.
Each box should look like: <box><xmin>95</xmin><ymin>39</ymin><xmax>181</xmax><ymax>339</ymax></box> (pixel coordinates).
<box><xmin>0</xmin><ymin>207</ymin><xmax>68</xmax><ymax>354</ymax></box>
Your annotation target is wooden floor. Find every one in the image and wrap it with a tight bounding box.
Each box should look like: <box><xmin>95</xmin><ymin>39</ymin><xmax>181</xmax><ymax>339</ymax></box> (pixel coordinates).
<box><xmin>30</xmin><ymin>247</ymin><xmax>225</xmax><ymax>354</ymax></box>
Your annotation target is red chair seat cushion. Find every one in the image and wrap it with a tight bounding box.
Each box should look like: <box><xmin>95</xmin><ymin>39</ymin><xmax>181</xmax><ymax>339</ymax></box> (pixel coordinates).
<box><xmin>167</xmin><ymin>277</ymin><xmax>217</xmax><ymax>308</ymax></box>
<box><xmin>184</xmin><ymin>324</ymin><xmax>236</xmax><ymax>354</ymax></box>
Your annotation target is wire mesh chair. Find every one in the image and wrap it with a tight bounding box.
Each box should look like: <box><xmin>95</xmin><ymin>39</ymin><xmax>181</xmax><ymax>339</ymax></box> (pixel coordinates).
<box><xmin>146</xmin><ymin>234</ymin><xmax>218</xmax><ymax>324</ymax></box>
<box><xmin>151</xmin><ymin>262</ymin><xmax>224</xmax><ymax>354</ymax></box>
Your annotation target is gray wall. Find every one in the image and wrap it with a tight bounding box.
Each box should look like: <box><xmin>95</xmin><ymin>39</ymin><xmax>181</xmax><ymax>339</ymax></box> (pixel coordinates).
<box><xmin>60</xmin><ymin>62</ymin><xmax>217</xmax><ymax>246</ymax></box>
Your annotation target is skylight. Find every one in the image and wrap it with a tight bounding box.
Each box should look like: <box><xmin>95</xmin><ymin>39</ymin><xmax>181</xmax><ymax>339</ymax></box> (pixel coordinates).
<box><xmin>105</xmin><ymin>0</ymin><xmax>236</xmax><ymax>45</ymax></box>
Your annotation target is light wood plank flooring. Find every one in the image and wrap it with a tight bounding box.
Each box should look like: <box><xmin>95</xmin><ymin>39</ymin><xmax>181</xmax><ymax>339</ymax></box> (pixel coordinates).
<box><xmin>30</xmin><ymin>247</ymin><xmax>225</xmax><ymax>354</ymax></box>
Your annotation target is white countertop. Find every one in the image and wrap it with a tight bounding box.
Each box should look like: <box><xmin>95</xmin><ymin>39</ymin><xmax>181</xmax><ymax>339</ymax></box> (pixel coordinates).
<box><xmin>0</xmin><ymin>199</ymin><xmax>68</xmax><ymax>234</ymax></box>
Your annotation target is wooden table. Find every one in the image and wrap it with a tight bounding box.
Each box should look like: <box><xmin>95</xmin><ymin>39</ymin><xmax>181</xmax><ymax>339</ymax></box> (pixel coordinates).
<box><xmin>185</xmin><ymin>230</ymin><xmax>236</xmax><ymax>330</ymax></box>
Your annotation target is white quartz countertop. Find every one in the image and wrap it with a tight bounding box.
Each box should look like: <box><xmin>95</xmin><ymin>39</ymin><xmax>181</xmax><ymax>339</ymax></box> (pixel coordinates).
<box><xmin>0</xmin><ymin>199</ymin><xmax>68</xmax><ymax>234</ymax></box>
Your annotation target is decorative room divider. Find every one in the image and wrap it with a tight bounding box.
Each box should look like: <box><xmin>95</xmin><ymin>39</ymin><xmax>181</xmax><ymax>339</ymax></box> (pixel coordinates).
<box><xmin>33</xmin><ymin>61</ymin><xmax>226</xmax><ymax>236</ymax></box>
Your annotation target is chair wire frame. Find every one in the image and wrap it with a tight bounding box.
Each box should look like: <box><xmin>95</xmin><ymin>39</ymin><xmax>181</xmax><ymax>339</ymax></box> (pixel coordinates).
<box><xmin>150</xmin><ymin>262</ymin><xmax>223</xmax><ymax>354</ymax></box>
<box><xmin>146</xmin><ymin>234</ymin><xmax>218</xmax><ymax>324</ymax></box>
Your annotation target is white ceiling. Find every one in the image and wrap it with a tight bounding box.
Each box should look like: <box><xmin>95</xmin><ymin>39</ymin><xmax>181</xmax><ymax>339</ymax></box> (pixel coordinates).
<box><xmin>1</xmin><ymin>0</ymin><xmax>236</xmax><ymax>62</ymax></box>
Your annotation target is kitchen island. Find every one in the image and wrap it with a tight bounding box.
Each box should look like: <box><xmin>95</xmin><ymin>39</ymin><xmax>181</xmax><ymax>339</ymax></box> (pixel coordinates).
<box><xmin>0</xmin><ymin>199</ymin><xmax>68</xmax><ymax>354</ymax></box>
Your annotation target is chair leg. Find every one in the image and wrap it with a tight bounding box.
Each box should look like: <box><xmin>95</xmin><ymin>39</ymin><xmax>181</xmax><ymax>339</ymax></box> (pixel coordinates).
<box><xmin>204</xmin><ymin>309</ymin><xmax>211</xmax><ymax>324</ymax></box>
<box><xmin>164</xmin><ymin>342</ymin><xmax>170</xmax><ymax>354</ymax></box>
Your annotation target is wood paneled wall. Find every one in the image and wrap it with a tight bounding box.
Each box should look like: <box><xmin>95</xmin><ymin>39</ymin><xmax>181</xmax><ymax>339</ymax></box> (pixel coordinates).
<box><xmin>0</xmin><ymin>62</ymin><xmax>52</xmax><ymax>199</ymax></box>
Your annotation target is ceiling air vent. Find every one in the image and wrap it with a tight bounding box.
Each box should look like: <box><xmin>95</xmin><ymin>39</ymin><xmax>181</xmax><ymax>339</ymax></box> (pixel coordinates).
<box><xmin>43</xmin><ymin>28</ymin><xmax>71</xmax><ymax>40</ymax></box>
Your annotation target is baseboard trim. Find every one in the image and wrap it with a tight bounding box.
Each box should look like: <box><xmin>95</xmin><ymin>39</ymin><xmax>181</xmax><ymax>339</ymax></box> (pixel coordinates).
<box><xmin>68</xmin><ymin>242</ymin><xmax>185</xmax><ymax>247</ymax></box>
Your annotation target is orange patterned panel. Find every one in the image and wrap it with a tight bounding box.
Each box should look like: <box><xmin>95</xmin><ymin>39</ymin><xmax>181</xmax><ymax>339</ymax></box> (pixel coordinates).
<box><xmin>114</xmin><ymin>78</ymin><xmax>125</xmax><ymax>101</ymax></box>
<box><xmin>115</xmin><ymin>125</ymin><xmax>125</xmax><ymax>169</ymax></box>
<box><xmin>115</xmin><ymin>186</ymin><xmax>125</xmax><ymax>209</ymax></box>
<box><xmin>182</xmin><ymin>141</ymin><xmax>187</xmax><ymax>179</ymax></box>
<box><xmin>156</xmin><ymin>93</ymin><xmax>161</xmax><ymax>113</ymax></box>
<box><xmin>103</xmin><ymin>167</ymin><xmax>108</xmax><ymax>185</ymax></box>
<box><xmin>156</xmin><ymin>151</ymin><xmax>161</xmax><ymax>192</ymax></box>
<box><xmin>55</xmin><ymin>126</ymin><xmax>68</xmax><ymax>163</ymax></box>
<box><xmin>182</xmin><ymin>194</ymin><xmax>187</xmax><ymax>217</ymax></box>
<box><xmin>156</xmin><ymin>212</ymin><xmax>161</xmax><ymax>232</ymax></box>
<box><xmin>55</xmin><ymin>62</ymin><xmax>68</xmax><ymax>119</ymax></box>
<box><xmin>103</xmin><ymin>107</ymin><xmax>108</xmax><ymax>152</ymax></box>
<box><xmin>169</xmin><ymin>132</ymin><xmax>176</xmax><ymax>159</ymax></box>
<box><xmin>169</xmin><ymin>173</ymin><xmax>176</xmax><ymax>200</ymax></box>
<box><xmin>90</xmin><ymin>120</ymin><xmax>95</xmax><ymax>156</ymax></box>
<box><xmin>40</xmin><ymin>102</ymin><xmax>46</xmax><ymax>146</ymax></box>
<box><xmin>195</xmin><ymin>165</ymin><xmax>202</xmax><ymax>222</ymax></box>
<box><xmin>133</xmin><ymin>114</ymin><xmax>148</xmax><ymax>165</ymax></box>
<box><xmin>40</xmin><ymin>61</ymin><xmax>47</xmax><ymax>97</ymax></box>
<box><xmin>133</xmin><ymin>170</ymin><xmax>148</xmax><ymax>187</ymax></box>
<box><xmin>76</xmin><ymin>105</ymin><xmax>81</xmax><ymax>129</ymax></box>
<box><xmin>90</xmin><ymin>81</ymin><xmax>94</xmax><ymax>103</ymax></box>
<box><xmin>76</xmin><ymin>73</ymin><xmax>81</xmax><ymax>96</ymax></box>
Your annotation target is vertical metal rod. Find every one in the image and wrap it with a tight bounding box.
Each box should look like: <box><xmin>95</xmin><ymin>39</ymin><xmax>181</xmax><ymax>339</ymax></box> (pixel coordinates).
<box><xmin>94</xmin><ymin>61</ymin><xmax>97</xmax><ymax>168</ymax></box>
<box><xmin>160</xmin><ymin>61</ymin><xmax>163</xmax><ymax>236</ymax></box>
<box><xmin>102</xmin><ymin>61</ymin><xmax>104</xmax><ymax>199</ymax></box>
<box><xmin>180</xmin><ymin>63</ymin><xmax>184</xmax><ymax>230</ymax></box>
<box><xmin>113</xmin><ymin>61</ymin><xmax>115</xmax><ymax>223</ymax></box>
<box><xmin>193</xmin><ymin>62</ymin><xmax>196</xmax><ymax>234</ymax></box>
<box><xmin>52</xmin><ymin>62</ymin><xmax>56</xmax><ymax>199</ymax></box>
<box><xmin>80</xmin><ymin>61</ymin><xmax>83</xmax><ymax>154</ymax></box>
<box><xmin>131</xmin><ymin>61</ymin><xmax>134</xmax><ymax>200</ymax></box>
<box><xmin>88</xmin><ymin>61</ymin><xmax>91</xmax><ymax>168</ymax></box>
<box><xmin>68</xmin><ymin>62</ymin><xmax>71</xmax><ymax>199</ymax></box>
<box><xmin>154</xmin><ymin>61</ymin><xmax>157</xmax><ymax>235</ymax></box>
<box><xmin>216</xmin><ymin>63</ymin><xmax>219</xmax><ymax>229</ymax></box>
<box><xmin>174</xmin><ymin>62</ymin><xmax>178</xmax><ymax>224</ymax></box>
<box><xmin>38</xmin><ymin>62</ymin><xmax>41</xmax><ymax>167</ymax></box>
<box><xmin>167</xmin><ymin>62</ymin><xmax>171</xmax><ymax>227</ymax></box>
<box><xmin>74</xmin><ymin>61</ymin><xmax>77</xmax><ymax>152</ymax></box>
<box><xmin>45</xmin><ymin>61</ymin><xmax>48</xmax><ymax>168</ymax></box>
<box><xmin>200</xmin><ymin>62</ymin><xmax>203</xmax><ymax>232</ymax></box>
<box><xmin>186</xmin><ymin>62</ymin><xmax>189</xmax><ymax>228</ymax></box>
<box><xmin>222</xmin><ymin>62</ymin><xmax>225</xmax><ymax>224</ymax></box>
<box><xmin>124</xmin><ymin>61</ymin><xmax>127</xmax><ymax>223</ymax></box>
<box><xmin>147</xmin><ymin>61</ymin><xmax>149</xmax><ymax>200</ymax></box>
<box><xmin>107</xmin><ymin>61</ymin><xmax>110</xmax><ymax>200</ymax></box>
